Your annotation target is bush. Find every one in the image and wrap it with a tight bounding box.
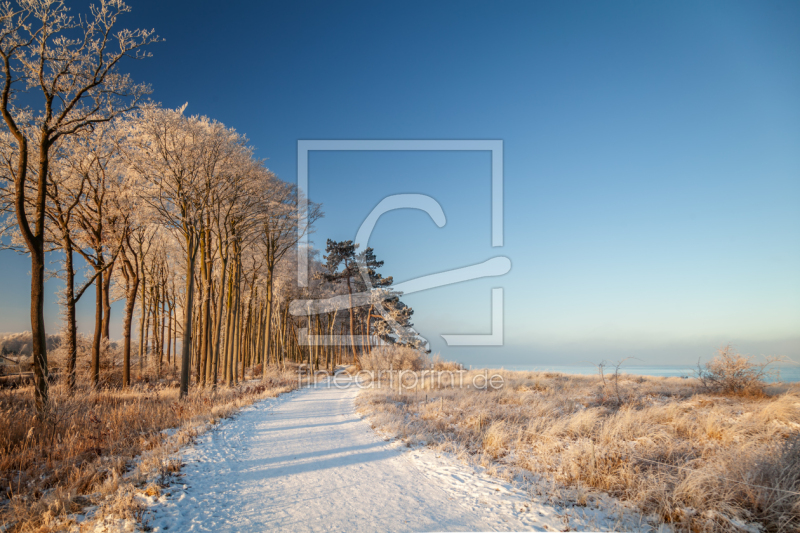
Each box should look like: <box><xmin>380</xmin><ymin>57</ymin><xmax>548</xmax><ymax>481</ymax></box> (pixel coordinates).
<box><xmin>431</xmin><ymin>353</ymin><xmax>463</xmax><ymax>372</ymax></box>
<box><xmin>359</xmin><ymin>345</ymin><xmax>429</xmax><ymax>371</ymax></box>
<box><xmin>697</xmin><ymin>345</ymin><xmax>782</xmax><ymax>396</ymax></box>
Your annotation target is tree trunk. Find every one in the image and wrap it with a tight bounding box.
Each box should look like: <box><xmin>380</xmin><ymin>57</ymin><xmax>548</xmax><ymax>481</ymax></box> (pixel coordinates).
<box><xmin>346</xmin><ymin>276</ymin><xmax>359</xmax><ymax>369</ymax></box>
<box><xmin>101</xmin><ymin>260</ymin><xmax>114</xmax><ymax>340</ymax></box>
<box><xmin>63</xmin><ymin>240</ymin><xmax>78</xmax><ymax>391</ymax></box>
<box><xmin>161</xmin><ymin>295</ymin><xmax>167</xmax><ymax>370</ymax></box>
<box><xmin>172</xmin><ymin>294</ymin><xmax>177</xmax><ymax>371</ymax></box>
<box><xmin>366</xmin><ymin>304</ymin><xmax>374</xmax><ymax>355</ymax></box>
<box><xmin>242</xmin><ymin>270</ymin><xmax>254</xmax><ymax>380</ymax></box>
<box><xmin>154</xmin><ymin>287</ymin><xmax>162</xmax><ymax>376</ymax></box>
<box><xmin>30</xmin><ymin>230</ymin><xmax>48</xmax><ymax>409</ymax></box>
<box><xmin>223</xmin><ymin>258</ymin><xmax>235</xmax><ymax>387</ymax></box>
<box><xmin>261</xmin><ymin>267</ymin><xmax>274</xmax><ymax>380</ymax></box>
<box><xmin>210</xmin><ymin>243</ymin><xmax>228</xmax><ymax>389</ymax></box>
<box><xmin>138</xmin><ymin>265</ymin><xmax>147</xmax><ymax>379</ymax></box>
<box><xmin>198</xmin><ymin>230</ymin><xmax>210</xmax><ymax>386</ymax></box>
<box><xmin>231</xmin><ymin>257</ymin><xmax>241</xmax><ymax>385</ymax></box>
<box><xmin>254</xmin><ymin>300</ymin><xmax>264</xmax><ymax>371</ymax></box>
<box><xmin>180</xmin><ymin>233</ymin><xmax>197</xmax><ymax>398</ymax></box>
<box><xmin>329</xmin><ymin>312</ymin><xmax>337</xmax><ymax>372</ymax></box>
<box><xmin>144</xmin><ymin>297</ymin><xmax>151</xmax><ymax>373</ymax></box>
<box><xmin>165</xmin><ymin>303</ymin><xmax>172</xmax><ymax>369</ymax></box>
<box><xmin>121</xmin><ymin>255</ymin><xmax>139</xmax><ymax>388</ymax></box>
<box><xmin>91</xmin><ymin>270</ymin><xmax>103</xmax><ymax>388</ymax></box>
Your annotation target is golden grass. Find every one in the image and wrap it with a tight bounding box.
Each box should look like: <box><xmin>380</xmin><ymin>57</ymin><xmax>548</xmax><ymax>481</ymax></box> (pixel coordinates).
<box><xmin>357</xmin><ymin>368</ymin><xmax>800</xmax><ymax>532</ymax></box>
<box><xmin>0</xmin><ymin>366</ymin><xmax>299</xmax><ymax>532</ymax></box>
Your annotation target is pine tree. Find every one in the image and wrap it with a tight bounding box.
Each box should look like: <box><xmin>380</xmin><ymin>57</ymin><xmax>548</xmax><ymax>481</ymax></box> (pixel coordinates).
<box><xmin>323</xmin><ymin>240</ymin><xmax>361</xmax><ymax>367</ymax></box>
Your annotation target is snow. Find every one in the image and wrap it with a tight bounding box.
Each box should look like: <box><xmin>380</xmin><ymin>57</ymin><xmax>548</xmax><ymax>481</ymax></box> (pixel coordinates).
<box><xmin>142</xmin><ymin>377</ymin><xmax>668</xmax><ymax>532</ymax></box>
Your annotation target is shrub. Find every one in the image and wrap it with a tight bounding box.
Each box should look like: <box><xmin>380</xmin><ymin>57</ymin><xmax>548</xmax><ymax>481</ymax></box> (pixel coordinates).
<box><xmin>359</xmin><ymin>345</ymin><xmax>429</xmax><ymax>371</ymax></box>
<box><xmin>431</xmin><ymin>354</ymin><xmax>463</xmax><ymax>372</ymax></box>
<box><xmin>697</xmin><ymin>345</ymin><xmax>782</xmax><ymax>396</ymax></box>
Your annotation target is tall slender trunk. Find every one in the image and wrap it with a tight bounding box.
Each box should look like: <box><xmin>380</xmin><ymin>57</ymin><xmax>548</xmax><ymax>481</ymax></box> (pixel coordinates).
<box><xmin>63</xmin><ymin>239</ymin><xmax>78</xmax><ymax>391</ymax></box>
<box><xmin>231</xmin><ymin>256</ymin><xmax>241</xmax><ymax>385</ymax></box>
<box><xmin>242</xmin><ymin>272</ymin><xmax>255</xmax><ymax>380</ymax></box>
<box><xmin>91</xmin><ymin>270</ymin><xmax>104</xmax><ymax>388</ymax></box>
<box><xmin>191</xmin><ymin>307</ymin><xmax>200</xmax><ymax>376</ymax></box>
<box><xmin>101</xmin><ymin>261</ymin><xmax>114</xmax><ymax>340</ymax></box>
<box><xmin>314</xmin><ymin>314</ymin><xmax>320</xmax><ymax>371</ymax></box>
<box><xmin>153</xmin><ymin>287</ymin><xmax>162</xmax><ymax>376</ymax></box>
<box><xmin>120</xmin><ymin>248</ymin><xmax>139</xmax><ymax>388</ymax></box>
<box><xmin>144</xmin><ymin>298</ymin><xmax>151</xmax><ymax>372</ymax></box>
<box><xmin>254</xmin><ymin>300</ymin><xmax>264</xmax><ymax>371</ymax></box>
<box><xmin>261</xmin><ymin>266</ymin><xmax>274</xmax><ymax>380</ymax></box>
<box><xmin>138</xmin><ymin>264</ymin><xmax>147</xmax><ymax>379</ymax></box>
<box><xmin>30</xmin><ymin>145</ymin><xmax>50</xmax><ymax>409</ymax></box>
<box><xmin>329</xmin><ymin>312</ymin><xmax>337</xmax><ymax>372</ymax></box>
<box><xmin>198</xmin><ymin>230</ymin><xmax>210</xmax><ymax>386</ymax></box>
<box><xmin>165</xmin><ymin>303</ymin><xmax>172</xmax><ymax>368</ymax></box>
<box><xmin>345</xmin><ymin>276</ymin><xmax>359</xmax><ymax>369</ymax></box>
<box><xmin>232</xmin><ymin>291</ymin><xmax>240</xmax><ymax>386</ymax></box>
<box><xmin>172</xmin><ymin>296</ymin><xmax>177</xmax><ymax>372</ymax></box>
<box><xmin>223</xmin><ymin>258</ymin><xmax>236</xmax><ymax>387</ymax></box>
<box><xmin>161</xmin><ymin>295</ymin><xmax>166</xmax><ymax>368</ymax></box>
<box><xmin>6</xmin><ymin>115</ymin><xmax>48</xmax><ymax>410</ymax></box>
<box><xmin>233</xmin><ymin>259</ymin><xmax>241</xmax><ymax>384</ymax></box>
<box><xmin>205</xmin><ymin>303</ymin><xmax>213</xmax><ymax>379</ymax></box>
<box><xmin>210</xmin><ymin>241</ymin><xmax>228</xmax><ymax>389</ymax></box>
<box><xmin>180</xmin><ymin>232</ymin><xmax>198</xmax><ymax>398</ymax></box>
<box><xmin>280</xmin><ymin>305</ymin><xmax>289</xmax><ymax>369</ymax></box>
<box><xmin>366</xmin><ymin>304</ymin><xmax>374</xmax><ymax>355</ymax></box>
<box><xmin>29</xmin><ymin>238</ymin><xmax>47</xmax><ymax>408</ymax></box>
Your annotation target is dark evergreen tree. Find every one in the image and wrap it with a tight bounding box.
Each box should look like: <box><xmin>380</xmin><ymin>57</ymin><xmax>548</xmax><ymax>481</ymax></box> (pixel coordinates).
<box><xmin>323</xmin><ymin>240</ymin><xmax>360</xmax><ymax>366</ymax></box>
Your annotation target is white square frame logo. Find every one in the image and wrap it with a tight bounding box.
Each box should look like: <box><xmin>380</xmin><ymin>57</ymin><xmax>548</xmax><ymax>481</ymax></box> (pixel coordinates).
<box><xmin>296</xmin><ymin>140</ymin><xmax>507</xmax><ymax>346</ymax></box>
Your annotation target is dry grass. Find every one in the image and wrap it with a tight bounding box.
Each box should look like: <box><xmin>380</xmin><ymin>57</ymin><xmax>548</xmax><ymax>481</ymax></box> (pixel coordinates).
<box><xmin>359</xmin><ymin>346</ymin><xmax>464</xmax><ymax>373</ymax></box>
<box><xmin>357</xmin><ymin>366</ymin><xmax>800</xmax><ymax>532</ymax></box>
<box><xmin>359</xmin><ymin>345</ymin><xmax>431</xmax><ymax>372</ymax></box>
<box><xmin>0</xmin><ymin>344</ymin><xmax>299</xmax><ymax>532</ymax></box>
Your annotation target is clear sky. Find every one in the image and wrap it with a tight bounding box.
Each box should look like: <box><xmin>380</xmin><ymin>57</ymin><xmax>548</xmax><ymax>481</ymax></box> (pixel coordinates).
<box><xmin>1</xmin><ymin>0</ymin><xmax>798</xmax><ymax>366</ymax></box>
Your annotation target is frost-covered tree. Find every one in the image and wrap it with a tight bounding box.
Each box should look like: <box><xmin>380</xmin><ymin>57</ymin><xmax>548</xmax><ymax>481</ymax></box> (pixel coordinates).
<box><xmin>123</xmin><ymin>105</ymin><xmax>252</xmax><ymax>396</ymax></box>
<box><xmin>0</xmin><ymin>0</ymin><xmax>157</xmax><ymax>408</ymax></box>
<box><xmin>68</xmin><ymin>122</ymin><xmax>126</xmax><ymax>387</ymax></box>
<box><xmin>255</xmin><ymin>178</ymin><xmax>320</xmax><ymax>376</ymax></box>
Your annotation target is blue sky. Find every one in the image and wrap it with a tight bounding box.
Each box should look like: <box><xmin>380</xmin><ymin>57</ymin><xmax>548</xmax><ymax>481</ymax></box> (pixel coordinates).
<box><xmin>1</xmin><ymin>0</ymin><xmax>798</xmax><ymax>366</ymax></box>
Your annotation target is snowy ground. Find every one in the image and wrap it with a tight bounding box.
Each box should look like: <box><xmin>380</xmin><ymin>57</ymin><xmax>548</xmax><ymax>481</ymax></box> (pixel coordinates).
<box><xmin>141</xmin><ymin>377</ymin><xmax>667</xmax><ymax>532</ymax></box>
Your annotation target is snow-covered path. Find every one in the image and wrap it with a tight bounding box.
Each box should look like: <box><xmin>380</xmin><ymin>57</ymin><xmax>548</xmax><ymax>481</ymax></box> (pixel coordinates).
<box><xmin>149</xmin><ymin>378</ymin><xmax>497</xmax><ymax>531</ymax></box>
<box><xmin>146</xmin><ymin>378</ymin><xmax>658</xmax><ymax>532</ymax></box>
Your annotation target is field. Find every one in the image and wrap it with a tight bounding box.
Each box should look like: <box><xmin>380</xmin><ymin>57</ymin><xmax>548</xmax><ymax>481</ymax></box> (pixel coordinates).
<box><xmin>0</xmin><ymin>346</ymin><xmax>299</xmax><ymax>533</ymax></box>
<box><xmin>357</xmin><ymin>357</ymin><xmax>800</xmax><ymax>532</ymax></box>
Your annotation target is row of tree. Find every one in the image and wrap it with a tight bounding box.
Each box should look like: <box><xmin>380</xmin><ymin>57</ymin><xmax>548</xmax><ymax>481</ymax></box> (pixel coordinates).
<box><xmin>0</xmin><ymin>0</ymin><xmax>421</xmax><ymax>414</ymax></box>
